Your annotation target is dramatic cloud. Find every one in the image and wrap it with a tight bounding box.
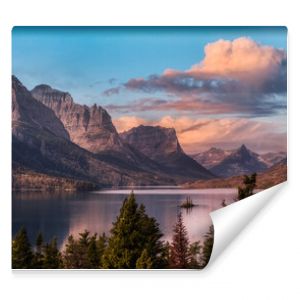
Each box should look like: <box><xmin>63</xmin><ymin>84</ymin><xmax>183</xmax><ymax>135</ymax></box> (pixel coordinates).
<box><xmin>104</xmin><ymin>37</ymin><xmax>287</xmax><ymax>117</ymax></box>
<box><xmin>176</xmin><ymin>37</ymin><xmax>285</xmax><ymax>84</ymax></box>
<box><xmin>106</xmin><ymin>96</ymin><xmax>236</xmax><ymax>115</ymax></box>
<box><xmin>113</xmin><ymin>115</ymin><xmax>286</xmax><ymax>154</ymax></box>
<box><xmin>106</xmin><ymin>93</ymin><xmax>286</xmax><ymax>117</ymax></box>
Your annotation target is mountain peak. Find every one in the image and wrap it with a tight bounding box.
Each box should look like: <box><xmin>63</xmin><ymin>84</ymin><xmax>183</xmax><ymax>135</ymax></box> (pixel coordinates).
<box><xmin>32</xmin><ymin>84</ymin><xmax>53</xmax><ymax>91</ymax></box>
<box><xmin>121</xmin><ymin>125</ymin><xmax>182</xmax><ymax>158</ymax></box>
<box><xmin>210</xmin><ymin>144</ymin><xmax>267</xmax><ymax>177</ymax></box>
<box><xmin>192</xmin><ymin>147</ymin><xmax>232</xmax><ymax>169</ymax></box>
<box><xmin>12</xmin><ymin>76</ymin><xmax>70</xmax><ymax>141</ymax></box>
<box><xmin>31</xmin><ymin>84</ymin><xmax>73</xmax><ymax>105</ymax></box>
<box><xmin>31</xmin><ymin>84</ymin><xmax>124</xmax><ymax>153</ymax></box>
<box><xmin>239</xmin><ymin>144</ymin><xmax>248</xmax><ymax>151</ymax></box>
<box><xmin>12</xmin><ymin>75</ymin><xmax>27</xmax><ymax>92</ymax></box>
<box><xmin>121</xmin><ymin>125</ymin><xmax>214</xmax><ymax>181</ymax></box>
<box><xmin>236</xmin><ymin>144</ymin><xmax>251</xmax><ymax>155</ymax></box>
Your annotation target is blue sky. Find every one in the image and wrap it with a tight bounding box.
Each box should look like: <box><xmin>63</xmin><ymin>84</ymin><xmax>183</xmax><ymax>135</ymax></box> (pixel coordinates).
<box><xmin>12</xmin><ymin>27</ymin><xmax>287</xmax><ymax>153</ymax></box>
<box><xmin>12</xmin><ymin>26</ymin><xmax>286</xmax><ymax>105</ymax></box>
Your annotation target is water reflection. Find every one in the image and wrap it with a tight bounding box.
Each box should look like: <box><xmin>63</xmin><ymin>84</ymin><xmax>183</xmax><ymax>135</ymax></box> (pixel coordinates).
<box><xmin>12</xmin><ymin>188</ymin><xmax>237</xmax><ymax>249</ymax></box>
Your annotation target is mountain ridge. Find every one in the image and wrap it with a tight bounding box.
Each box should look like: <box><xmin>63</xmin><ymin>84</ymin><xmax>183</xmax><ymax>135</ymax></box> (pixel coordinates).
<box><xmin>12</xmin><ymin>76</ymin><xmax>177</xmax><ymax>188</ymax></box>
<box><xmin>31</xmin><ymin>82</ymin><xmax>214</xmax><ymax>183</ymax></box>
<box><xmin>191</xmin><ymin>147</ymin><xmax>233</xmax><ymax>169</ymax></box>
<box><xmin>120</xmin><ymin>125</ymin><xmax>214</xmax><ymax>181</ymax></box>
<box><xmin>209</xmin><ymin>144</ymin><xmax>268</xmax><ymax>177</ymax></box>
<box><xmin>183</xmin><ymin>159</ymin><xmax>287</xmax><ymax>190</ymax></box>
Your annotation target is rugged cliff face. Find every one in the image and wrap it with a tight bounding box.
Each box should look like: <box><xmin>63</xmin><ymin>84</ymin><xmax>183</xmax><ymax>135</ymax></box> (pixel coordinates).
<box><xmin>121</xmin><ymin>125</ymin><xmax>183</xmax><ymax>160</ymax></box>
<box><xmin>31</xmin><ymin>84</ymin><xmax>214</xmax><ymax>183</ymax></box>
<box><xmin>31</xmin><ymin>84</ymin><xmax>166</xmax><ymax>173</ymax></box>
<box><xmin>31</xmin><ymin>84</ymin><xmax>124</xmax><ymax>153</ymax></box>
<box><xmin>12</xmin><ymin>76</ymin><xmax>175</xmax><ymax>188</ymax></box>
<box><xmin>120</xmin><ymin>125</ymin><xmax>214</xmax><ymax>181</ymax></box>
<box><xmin>12</xmin><ymin>77</ymin><xmax>70</xmax><ymax>141</ymax></box>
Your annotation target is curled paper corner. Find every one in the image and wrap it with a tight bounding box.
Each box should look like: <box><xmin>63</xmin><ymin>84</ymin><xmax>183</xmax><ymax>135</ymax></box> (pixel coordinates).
<box><xmin>207</xmin><ymin>182</ymin><xmax>287</xmax><ymax>267</ymax></box>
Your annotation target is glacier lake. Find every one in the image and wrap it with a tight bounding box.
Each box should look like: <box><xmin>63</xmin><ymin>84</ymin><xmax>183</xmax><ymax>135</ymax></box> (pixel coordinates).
<box><xmin>12</xmin><ymin>188</ymin><xmax>237</xmax><ymax>249</ymax></box>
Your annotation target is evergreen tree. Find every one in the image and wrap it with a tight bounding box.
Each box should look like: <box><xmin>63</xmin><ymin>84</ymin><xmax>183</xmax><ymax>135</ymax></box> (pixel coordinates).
<box><xmin>77</xmin><ymin>230</ymin><xmax>92</xmax><ymax>268</ymax></box>
<box><xmin>238</xmin><ymin>173</ymin><xmax>257</xmax><ymax>200</ymax></box>
<box><xmin>189</xmin><ymin>241</ymin><xmax>201</xmax><ymax>268</ymax></box>
<box><xmin>88</xmin><ymin>233</ymin><xmax>99</xmax><ymax>268</ymax></box>
<box><xmin>97</xmin><ymin>233</ymin><xmax>107</xmax><ymax>268</ymax></box>
<box><xmin>43</xmin><ymin>238</ymin><xmax>62</xmax><ymax>269</ymax></box>
<box><xmin>102</xmin><ymin>192</ymin><xmax>165</xmax><ymax>269</ymax></box>
<box><xmin>136</xmin><ymin>249</ymin><xmax>153</xmax><ymax>269</ymax></box>
<box><xmin>63</xmin><ymin>231</ymin><xmax>104</xmax><ymax>269</ymax></box>
<box><xmin>12</xmin><ymin>227</ymin><xmax>34</xmax><ymax>269</ymax></box>
<box><xmin>170</xmin><ymin>212</ymin><xmax>191</xmax><ymax>268</ymax></box>
<box><xmin>63</xmin><ymin>235</ymin><xmax>80</xmax><ymax>268</ymax></box>
<box><xmin>163</xmin><ymin>241</ymin><xmax>171</xmax><ymax>268</ymax></box>
<box><xmin>33</xmin><ymin>232</ymin><xmax>44</xmax><ymax>268</ymax></box>
<box><xmin>201</xmin><ymin>225</ymin><xmax>214</xmax><ymax>268</ymax></box>
<box><xmin>136</xmin><ymin>204</ymin><xmax>166</xmax><ymax>268</ymax></box>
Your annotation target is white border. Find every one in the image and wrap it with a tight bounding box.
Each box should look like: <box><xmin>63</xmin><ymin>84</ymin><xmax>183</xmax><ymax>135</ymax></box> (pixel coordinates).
<box><xmin>1</xmin><ymin>1</ymin><xmax>299</xmax><ymax>299</ymax></box>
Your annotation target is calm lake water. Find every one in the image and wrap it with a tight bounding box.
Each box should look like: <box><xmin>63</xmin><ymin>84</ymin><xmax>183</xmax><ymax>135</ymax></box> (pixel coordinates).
<box><xmin>12</xmin><ymin>188</ymin><xmax>237</xmax><ymax>249</ymax></box>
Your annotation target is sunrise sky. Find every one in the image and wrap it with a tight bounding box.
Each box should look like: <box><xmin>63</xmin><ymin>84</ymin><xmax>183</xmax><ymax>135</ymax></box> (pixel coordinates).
<box><xmin>12</xmin><ymin>27</ymin><xmax>287</xmax><ymax>154</ymax></box>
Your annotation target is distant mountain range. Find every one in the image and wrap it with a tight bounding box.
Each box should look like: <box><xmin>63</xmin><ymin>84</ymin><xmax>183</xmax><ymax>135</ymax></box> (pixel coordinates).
<box><xmin>192</xmin><ymin>147</ymin><xmax>233</xmax><ymax>169</ymax></box>
<box><xmin>12</xmin><ymin>76</ymin><xmax>214</xmax><ymax>190</ymax></box>
<box><xmin>183</xmin><ymin>159</ymin><xmax>287</xmax><ymax>190</ymax></box>
<box><xmin>12</xmin><ymin>76</ymin><xmax>286</xmax><ymax>190</ymax></box>
<box><xmin>192</xmin><ymin>145</ymin><xmax>286</xmax><ymax>178</ymax></box>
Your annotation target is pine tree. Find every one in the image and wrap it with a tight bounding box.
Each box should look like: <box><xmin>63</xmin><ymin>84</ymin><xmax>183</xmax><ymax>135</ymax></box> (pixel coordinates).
<box><xmin>102</xmin><ymin>192</ymin><xmax>165</xmax><ymax>269</ymax></box>
<box><xmin>102</xmin><ymin>192</ymin><xmax>143</xmax><ymax>268</ymax></box>
<box><xmin>63</xmin><ymin>231</ymin><xmax>104</xmax><ymax>269</ymax></box>
<box><xmin>12</xmin><ymin>227</ymin><xmax>34</xmax><ymax>269</ymax></box>
<box><xmin>97</xmin><ymin>233</ymin><xmax>107</xmax><ymax>268</ymax></box>
<box><xmin>77</xmin><ymin>230</ymin><xmax>92</xmax><ymax>268</ymax></box>
<box><xmin>201</xmin><ymin>225</ymin><xmax>214</xmax><ymax>268</ymax></box>
<box><xmin>189</xmin><ymin>241</ymin><xmax>201</xmax><ymax>268</ymax></box>
<box><xmin>238</xmin><ymin>173</ymin><xmax>257</xmax><ymax>200</ymax></box>
<box><xmin>43</xmin><ymin>238</ymin><xmax>62</xmax><ymax>269</ymax></box>
<box><xmin>136</xmin><ymin>204</ymin><xmax>166</xmax><ymax>268</ymax></box>
<box><xmin>136</xmin><ymin>249</ymin><xmax>153</xmax><ymax>269</ymax></box>
<box><xmin>33</xmin><ymin>232</ymin><xmax>44</xmax><ymax>268</ymax></box>
<box><xmin>63</xmin><ymin>235</ymin><xmax>80</xmax><ymax>268</ymax></box>
<box><xmin>88</xmin><ymin>234</ymin><xmax>99</xmax><ymax>268</ymax></box>
<box><xmin>170</xmin><ymin>212</ymin><xmax>191</xmax><ymax>268</ymax></box>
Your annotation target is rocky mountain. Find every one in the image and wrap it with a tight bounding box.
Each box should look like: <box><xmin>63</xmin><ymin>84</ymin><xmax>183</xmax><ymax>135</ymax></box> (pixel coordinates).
<box><xmin>191</xmin><ymin>147</ymin><xmax>233</xmax><ymax>169</ymax></box>
<box><xmin>260</xmin><ymin>151</ymin><xmax>287</xmax><ymax>167</ymax></box>
<box><xmin>31</xmin><ymin>84</ymin><xmax>171</xmax><ymax>175</ymax></box>
<box><xmin>183</xmin><ymin>160</ymin><xmax>287</xmax><ymax>190</ymax></box>
<box><xmin>120</xmin><ymin>125</ymin><xmax>214</xmax><ymax>181</ymax></box>
<box><xmin>30</xmin><ymin>84</ymin><xmax>214</xmax><ymax>183</ymax></box>
<box><xmin>31</xmin><ymin>84</ymin><xmax>124</xmax><ymax>154</ymax></box>
<box><xmin>12</xmin><ymin>76</ymin><xmax>70</xmax><ymax>141</ymax></box>
<box><xmin>12</xmin><ymin>76</ymin><xmax>175</xmax><ymax>189</ymax></box>
<box><xmin>209</xmin><ymin>144</ymin><xmax>268</xmax><ymax>178</ymax></box>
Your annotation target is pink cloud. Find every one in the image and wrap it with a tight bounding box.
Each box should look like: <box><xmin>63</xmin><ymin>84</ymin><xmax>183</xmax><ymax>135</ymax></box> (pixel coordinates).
<box><xmin>166</xmin><ymin>37</ymin><xmax>286</xmax><ymax>86</ymax></box>
<box><xmin>105</xmin><ymin>37</ymin><xmax>286</xmax><ymax>117</ymax></box>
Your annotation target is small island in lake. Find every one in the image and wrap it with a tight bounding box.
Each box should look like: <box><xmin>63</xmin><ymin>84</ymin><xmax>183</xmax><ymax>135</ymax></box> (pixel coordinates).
<box><xmin>180</xmin><ymin>196</ymin><xmax>198</xmax><ymax>209</ymax></box>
